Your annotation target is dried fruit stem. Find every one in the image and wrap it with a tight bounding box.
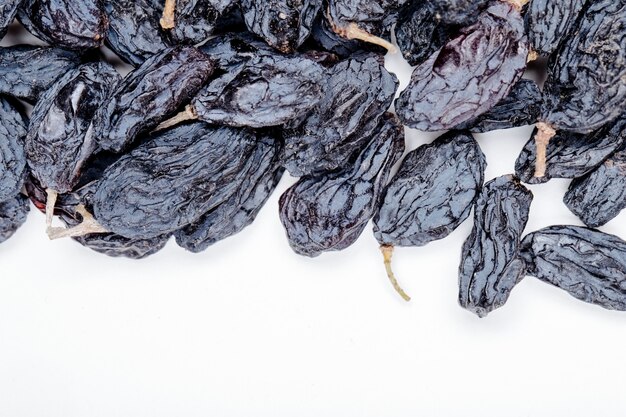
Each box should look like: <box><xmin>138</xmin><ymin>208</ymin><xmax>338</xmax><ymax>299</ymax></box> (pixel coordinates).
<box><xmin>327</xmin><ymin>10</ymin><xmax>397</xmax><ymax>53</ymax></box>
<box><xmin>380</xmin><ymin>245</ymin><xmax>411</xmax><ymax>302</ymax></box>
<box><xmin>155</xmin><ymin>104</ymin><xmax>197</xmax><ymax>131</ymax></box>
<box><xmin>504</xmin><ymin>0</ymin><xmax>529</xmax><ymax>11</ymax></box>
<box><xmin>160</xmin><ymin>0</ymin><xmax>177</xmax><ymax>29</ymax></box>
<box><xmin>47</xmin><ymin>205</ymin><xmax>109</xmax><ymax>240</ymax></box>
<box><xmin>45</xmin><ymin>188</ymin><xmax>57</xmax><ymax>228</ymax></box>
<box><xmin>527</xmin><ymin>50</ymin><xmax>539</xmax><ymax>62</ymax></box>
<box><xmin>534</xmin><ymin>122</ymin><xmax>557</xmax><ymax>178</ymax></box>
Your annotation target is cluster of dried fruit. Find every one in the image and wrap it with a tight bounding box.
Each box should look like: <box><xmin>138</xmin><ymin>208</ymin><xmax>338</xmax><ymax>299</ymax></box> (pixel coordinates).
<box><xmin>1</xmin><ymin>0</ymin><xmax>626</xmax><ymax>316</ymax></box>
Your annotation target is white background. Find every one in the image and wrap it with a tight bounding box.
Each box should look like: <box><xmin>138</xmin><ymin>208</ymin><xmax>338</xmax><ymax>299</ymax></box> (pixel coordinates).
<box><xmin>2</xmin><ymin>22</ymin><xmax>626</xmax><ymax>417</ymax></box>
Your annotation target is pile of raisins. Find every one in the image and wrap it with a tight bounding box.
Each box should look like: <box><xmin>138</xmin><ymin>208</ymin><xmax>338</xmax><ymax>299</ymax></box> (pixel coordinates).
<box><xmin>1</xmin><ymin>0</ymin><xmax>626</xmax><ymax>317</ymax></box>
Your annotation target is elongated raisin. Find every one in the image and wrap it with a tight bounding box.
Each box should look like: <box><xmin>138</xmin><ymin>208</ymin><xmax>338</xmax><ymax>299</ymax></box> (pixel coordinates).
<box><xmin>516</xmin><ymin>116</ymin><xmax>626</xmax><ymax>184</ymax></box>
<box><xmin>0</xmin><ymin>45</ymin><xmax>82</xmax><ymax>103</ymax></box>
<box><xmin>526</xmin><ymin>0</ymin><xmax>587</xmax><ymax>57</ymax></box>
<box><xmin>92</xmin><ymin>123</ymin><xmax>263</xmax><ymax>239</ymax></box>
<box><xmin>18</xmin><ymin>0</ymin><xmax>109</xmax><ymax>50</ymax></box>
<box><xmin>240</xmin><ymin>0</ymin><xmax>321</xmax><ymax>53</ymax></box>
<box><xmin>306</xmin><ymin>14</ymin><xmax>384</xmax><ymax>58</ymax></box>
<box><xmin>542</xmin><ymin>1</ymin><xmax>626</xmax><ymax>133</ymax></box>
<box><xmin>459</xmin><ymin>175</ymin><xmax>533</xmax><ymax>317</ymax></box>
<box><xmin>104</xmin><ymin>0</ymin><xmax>170</xmax><ymax>66</ymax></box>
<box><xmin>90</xmin><ymin>46</ymin><xmax>214</xmax><ymax>153</ymax></box>
<box><xmin>282</xmin><ymin>53</ymin><xmax>397</xmax><ymax>177</ymax></box>
<box><xmin>191</xmin><ymin>52</ymin><xmax>326</xmax><ymax>128</ymax></box>
<box><xmin>279</xmin><ymin>113</ymin><xmax>404</xmax><ymax>257</ymax></box>
<box><xmin>521</xmin><ymin>226</ymin><xmax>626</xmax><ymax>311</ymax></box>
<box><xmin>374</xmin><ymin>130</ymin><xmax>486</xmax><ymax>247</ymax></box>
<box><xmin>175</xmin><ymin>138</ymin><xmax>284</xmax><ymax>252</ymax></box>
<box><xmin>25</xmin><ymin>62</ymin><xmax>121</xmax><ymax>193</ymax></box>
<box><xmin>395</xmin><ymin>0</ymin><xmax>463</xmax><ymax>67</ymax></box>
<box><xmin>199</xmin><ymin>32</ymin><xmax>275</xmax><ymax>72</ymax></box>
<box><xmin>0</xmin><ymin>97</ymin><xmax>27</xmax><ymax>202</ymax></box>
<box><xmin>395</xmin><ymin>2</ymin><xmax>528</xmax><ymax>131</ymax></box>
<box><xmin>163</xmin><ymin>0</ymin><xmax>237</xmax><ymax>45</ymax></box>
<box><xmin>564</xmin><ymin>150</ymin><xmax>626</xmax><ymax>228</ymax></box>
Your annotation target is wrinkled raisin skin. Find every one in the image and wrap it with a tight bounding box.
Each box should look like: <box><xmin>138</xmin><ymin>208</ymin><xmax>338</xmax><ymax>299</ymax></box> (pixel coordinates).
<box><xmin>542</xmin><ymin>1</ymin><xmax>626</xmax><ymax>133</ymax></box>
<box><xmin>395</xmin><ymin>3</ymin><xmax>528</xmax><ymax>131</ymax></box>
<box><xmin>280</xmin><ymin>113</ymin><xmax>404</xmax><ymax>257</ymax></box>
<box><xmin>374</xmin><ymin>130</ymin><xmax>486</xmax><ymax>247</ymax></box>
<box><xmin>521</xmin><ymin>226</ymin><xmax>626</xmax><ymax>311</ymax></box>
<box><xmin>458</xmin><ymin>175</ymin><xmax>533</xmax><ymax>318</ymax></box>
<box><xmin>25</xmin><ymin>62</ymin><xmax>121</xmax><ymax>193</ymax></box>
<box><xmin>90</xmin><ymin>46</ymin><xmax>215</xmax><ymax>153</ymax></box>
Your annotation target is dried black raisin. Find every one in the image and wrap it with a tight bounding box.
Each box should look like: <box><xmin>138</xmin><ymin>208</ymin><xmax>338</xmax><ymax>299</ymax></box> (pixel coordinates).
<box><xmin>395</xmin><ymin>2</ymin><xmax>528</xmax><ymax>131</ymax></box>
<box><xmin>459</xmin><ymin>175</ymin><xmax>533</xmax><ymax>317</ymax></box>
<box><xmin>521</xmin><ymin>226</ymin><xmax>626</xmax><ymax>311</ymax></box>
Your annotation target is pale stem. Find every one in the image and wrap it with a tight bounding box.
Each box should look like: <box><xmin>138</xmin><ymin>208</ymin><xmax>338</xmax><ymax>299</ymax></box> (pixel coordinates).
<box><xmin>45</xmin><ymin>188</ymin><xmax>58</xmax><ymax>228</ymax></box>
<box><xmin>154</xmin><ymin>104</ymin><xmax>197</xmax><ymax>132</ymax></box>
<box><xmin>327</xmin><ymin>9</ymin><xmax>397</xmax><ymax>54</ymax></box>
<box><xmin>160</xmin><ymin>0</ymin><xmax>177</xmax><ymax>29</ymax></box>
<box><xmin>380</xmin><ymin>245</ymin><xmax>411</xmax><ymax>302</ymax></box>
<box><xmin>47</xmin><ymin>205</ymin><xmax>109</xmax><ymax>240</ymax></box>
<box><xmin>533</xmin><ymin>122</ymin><xmax>557</xmax><ymax>178</ymax></box>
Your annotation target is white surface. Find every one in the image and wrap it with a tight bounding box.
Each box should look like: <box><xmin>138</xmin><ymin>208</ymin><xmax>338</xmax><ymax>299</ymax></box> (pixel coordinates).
<box><xmin>2</xmin><ymin>25</ymin><xmax>626</xmax><ymax>417</ymax></box>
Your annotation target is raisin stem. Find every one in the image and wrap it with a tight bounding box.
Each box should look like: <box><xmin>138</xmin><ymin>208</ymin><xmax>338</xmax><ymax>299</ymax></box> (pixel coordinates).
<box><xmin>527</xmin><ymin>50</ymin><xmax>539</xmax><ymax>63</ymax></box>
<box><xmin>380</xmin><ymin>245</ymin><xmax>411</xmax><ymax>302</ymax></box>
<box><xmin>327</xmin><ymin>10</ymin><xmax>397</xmax><ymax>53</ymax></box>
<box><xmin>155</xmin><ymin>104</ymin><xmax>197</xmax><ymax>132</ymax></box>
<box><xmin>47</xmin><ymin>205</ymin><xmax>109</xmax><ymax>240</ymax></box>
<box><xmin>534</xmin><ymin>122</ymin><xmax>557</xmax><ymax>178</ymax></box>
<box><xmin>503</xmin><ymin>0</ymin><xmax>529</xmax><ymax>10</ymax></box>
<box><xmin>45</xmin><ymin>188</ymin><xmax>57</xmax><ymax>228</ymax></box>
<box><xmin>160</xmin><ymin>0</ymin><xmax>177</xmax><ymax>29</ymax></box>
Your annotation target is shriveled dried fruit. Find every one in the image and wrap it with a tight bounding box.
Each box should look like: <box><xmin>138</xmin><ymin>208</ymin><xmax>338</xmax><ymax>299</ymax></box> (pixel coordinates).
<box><xmin>26</xmin><ymin>173</ymin><xmax>171</xmax><ymax>258</ymax></box>
<box><xmin>0</xmin><ymin>194</ymin><xmax>29</xmax><ymax>244</ymax></box>
<box><xmin>18</xmin><ymin>0</ymin><xmax>109</xmax><ymax>50</ymax></box>
<box><xmin>161</xmin><ymin>0</ymin><xmax>237</xmax><ymax>45</ymax></box>
<box><xmin>175</xmin><ymin>137</ymin><xmax>284</xmax><ymax>252</ymax></box>
<box><xmin>104</xmin><ymin>0</ymin><xmax>171</xmax><ymax>66</ymax></box>
<box><xmin>0</xmin><ymin>97</ymin><xmax>28</xmax><ymax>202</ymax></box>
<box><xmin>526</xmin><ymin>0</ymin><xmax>587</xmax><ymax>57</ymax></box>
<box><xmin>459</xmin><ymin>175</ymin><xmax>533</xmax><ymax>317</ymax></box>
<box><xmin>325</xmin><ymin>0</ymin><xmax>403</xmax><ymax>51</ymax></box>
<box><xmin>25</xmin><ymin>62</ymin><xmax>121</xmax><ymax>194</ymax></box>
<box><xmin>455</xmin><ymin>79</ymin><xmax>542</xmax><ymax>133</ymax></box>
<box><xmin>516</xmin><ymin>116</ymin><xmax>626</xmax><ymax>184</ymax></box>
<box><xmin>92</xmin><ymin>123</ymin><xmax>262</xmax><ymax>239</ymax></box>
<box><xmin>521</xmin><ymin>226</ymin><xmax>626</xmax><ymax>311</ymax></box>
<box><xmin>395</xmin><ymin>0</ymin><xmax>461</xmax><ymax>67</ymax></box>
<box><xmin>199</xmin><ymin>31</ymin><xmax>275</xmax><ymax>71</ymax></box>
<box><xmin>90</xmin><ymin>46</ymin><xmax>214</xmax><ymax>153</ymax></box>
<box><xmin>564</xmin><ymin>150</ymin><xmax>626</xmax><ymax>228</ymax></box>
<box><xmin>240</xmin><ymin>0</ymin><xmax>321</xmax><ymax>53</ymax></box>
<box><xmin>279</xmin><ymin>113</ymin><xmax>404</xmax><ymax>257</ymax></box>
<box><xmin>374</xmin><ymin>130</ymin><xmax>486</xmax><ymax>248</ymax></box>
<box><xmin>542</xmin><ymin>1</ymin><xmax>626</xmax><ymax>133</ymax></box>
<box><xmin>307</xmin><ymin>14</ymin><xmax>384</xmax><ymax>58</ymax></box>
<box><xmin>0</xmin><ymin>0</ymin><xmax>24</xmax><ymax>39</ymax></box>
<box><xmin>0</xmin><ymin>45</ymin><xmax>82</xmax><ymax>103</ymax></box>
<box><xmin>282</xmin><ymin>53</ymin><xmax>397</xmax><ymax>177</ymax></box>
<box><xmin>190</xmin><ymin>52</ymin><xmax>326</xmax><ymax>128</ymax></box>
<box><xmin>395</xmin><ymin>2</ymin><xmax>528</xmax><ymax>131</ymax></box>
<box><xmin>62</xmin><ymin>183</ymin><xmax>171</xmax><ymax>259</ymax></box>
